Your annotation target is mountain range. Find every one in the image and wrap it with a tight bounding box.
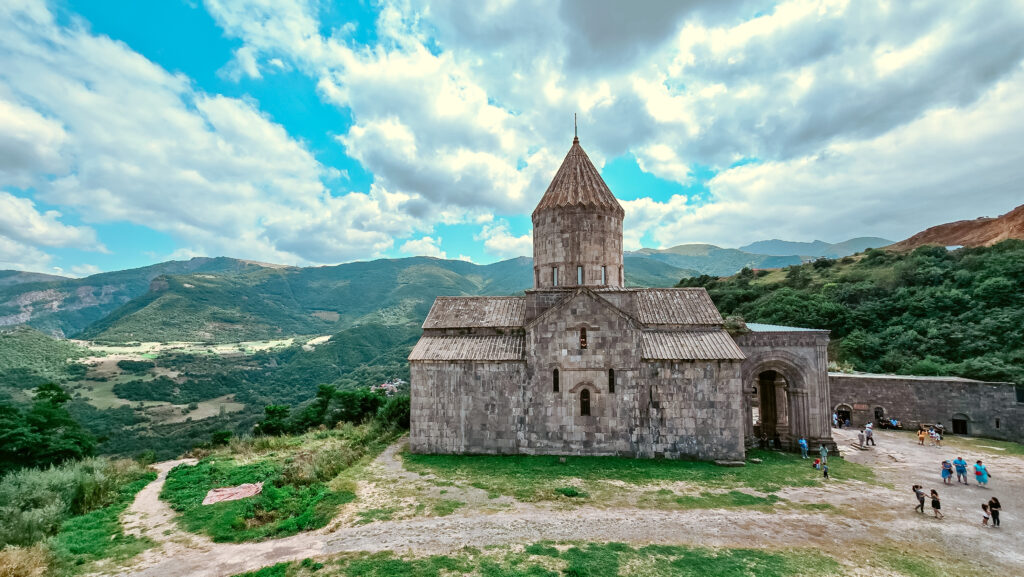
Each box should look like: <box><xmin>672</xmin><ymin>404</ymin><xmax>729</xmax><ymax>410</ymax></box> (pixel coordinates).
<box><xmin>0</xmin><ymin>235</ymin><xmax>893</xmax><ymax>342</ymax></box>
<box><xmin>738</xmin><ymin>237</ymin><xmax>892</xmax><ymax>258</ymax></box>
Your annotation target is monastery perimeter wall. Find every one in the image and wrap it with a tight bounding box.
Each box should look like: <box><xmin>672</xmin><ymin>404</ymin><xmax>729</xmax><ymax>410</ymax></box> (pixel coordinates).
<box><xmin>829</xmin><ymin>373</ymin><xmax>1024</xmax><ymax>442</ymax></box>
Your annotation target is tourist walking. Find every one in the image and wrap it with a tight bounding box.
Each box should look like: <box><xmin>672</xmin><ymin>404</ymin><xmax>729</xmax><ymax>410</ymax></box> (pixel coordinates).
<box><xmin>974</xmin><ymin>460</ymin><xmax>991</xmax><ymax>487</ymax></box>
<box><xmin>798</xmin><ymin>437</ymin><xmax>809</xmax><ymax>459</ymax></box>
<box><xmin>832</xmin><ymin>412</ymin><xmax>838</xmax><ymax>428</ymax></box>
<box><xmin>941</xmin><ymin>460</ymin><xmax>953</xmax><ymax>485</ymax></box>
<box><xmin>953</xmin><ymin>457</ymin><xmax>969</xmax><ymax>484</ymax></box>
<box><xmin>865</xmin><ymin>426</ymin><xmax>875</xmax><ymax>446</ymax></box>
<box><xmin>930</xmin><ymin>490</ymin><xmax>943</xmax><ymax>518</ymax></box>
<box><xmin>982</xmin><ymin>504</ymin><xmax>991</xmax><ymax>526</ymax></box>
<box><xmin>989</xmin><ymin>497</ymin><xmax>1001</xmax><ymax>527</ymax></box>
<box><xmin>918</xmin><ymin>429</ymin><xmax>926</xmax><ymax>445</ymax></box>
<box><xmin>819</xmin><ymin>443</ymin><xmax>828</xmax><ymax>464</ymax></box>
<box><xmin>935</xmin><ymin>430</ymin><xmax>942</xmax><ymax>447</ymax></box>
<box><xmin>913</xmin><ymin>485</ymin><xmax>926</xmax><ymax>513</ymax></box>
<box><xmin>858</xmin><ymin>429</ymin><xmax>866</xmax><ymax>448</ymax></box>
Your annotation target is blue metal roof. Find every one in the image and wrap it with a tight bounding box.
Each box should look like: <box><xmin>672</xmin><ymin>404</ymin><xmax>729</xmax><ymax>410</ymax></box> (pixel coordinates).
<box><xmin>746</xmin><ymin>322</ymin><xmax>823</xmax><ymax>333</ymax></box>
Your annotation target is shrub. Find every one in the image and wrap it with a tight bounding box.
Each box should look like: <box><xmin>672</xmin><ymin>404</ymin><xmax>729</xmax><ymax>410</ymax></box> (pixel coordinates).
<box><xmin>116</xmin><ymin>360</ymin><xmax>155</xmax><ymax>374</ymax></box>
<box><xmin>376</xmin><ymin>394</ymin><xmax>410</xmax><ymax>429</ymax></box>
<box><xmin>0</xmin><ymin>544</ymin><xmax>50</xmax><ymax>577</ymax></box>
<box><xmin>555</xmin><ymin>486</ymin><xmax>588</xmax><ymax>498</ymax></box>
<box><xmin>0</xmin><ymin>458</ymin><xmax>149</xmax><ymax>547</ymax></box>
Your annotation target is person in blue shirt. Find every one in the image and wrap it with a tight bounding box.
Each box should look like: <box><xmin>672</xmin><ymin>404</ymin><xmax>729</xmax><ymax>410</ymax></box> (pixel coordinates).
<box><xmin>798</xmin><ymin>437</ymin><xmax>809</xmax><ymax>459</ymax></box>
<box><xmin>953</xmin><ymin>457</ymin><xmax>969</xmax><ymax>485</ymax></box>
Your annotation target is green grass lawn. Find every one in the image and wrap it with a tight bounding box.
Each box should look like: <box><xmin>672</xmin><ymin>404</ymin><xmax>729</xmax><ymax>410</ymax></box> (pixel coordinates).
<box><xmin>402</xmin><ymin>449</ymin><xmax>874</xmax><ymax>502</ymax></box>
<box><xmin>231</xmin><ymin>542</ymin><xmax>842</xmax><ymax>577</ymax></box>
<box><xmin>161</xmin><ymin>457</ymin><xmax>355</xmax><ymax>543</ymax></box>
<box><xmin>160</xmin><ymin>424</ymin><xmax>402</xmax><ymax>542</ymax></box>
<box><xmin>50</xmin><ymin>472</ymin><xmax>157</xmax><ymax>575</ymax></box>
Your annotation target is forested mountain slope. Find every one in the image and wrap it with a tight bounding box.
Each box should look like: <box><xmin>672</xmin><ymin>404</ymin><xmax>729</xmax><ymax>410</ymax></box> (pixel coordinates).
<box><xmin>685</xmin><ymin>240</ymin><xmax>1024</xmax><ymax>385</ymax></box>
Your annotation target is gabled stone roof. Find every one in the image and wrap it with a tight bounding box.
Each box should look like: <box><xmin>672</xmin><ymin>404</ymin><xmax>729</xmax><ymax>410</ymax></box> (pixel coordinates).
<box><xmin>634</xmin><ymin>289</ymin><xmax>723</xmax><ymax>325</ymax></box>
<box><xmin>533</xmin><ymin>138</ymin><xmax>625</xmax><ymax>217</ymax></box>
<box><xmin>421</xmin><ymin>296</ymin><xmax>526</xmax><ymax>329</ymax></box>
<box><xmin>641</xmin><ymin>329</ymin><xmax>746</xmax><ymax>360</ymax></box>
<box><xmin>409</xmin><ymin>335</ymin><xmax>525</xmax><ymax>361</ymax></box>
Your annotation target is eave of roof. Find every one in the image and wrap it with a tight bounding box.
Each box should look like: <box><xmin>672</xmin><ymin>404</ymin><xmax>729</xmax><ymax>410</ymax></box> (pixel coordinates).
<box><xmin>409</xmin><ymin>334</ymin><xmax>525</xmax><ymax>361</ymax></box>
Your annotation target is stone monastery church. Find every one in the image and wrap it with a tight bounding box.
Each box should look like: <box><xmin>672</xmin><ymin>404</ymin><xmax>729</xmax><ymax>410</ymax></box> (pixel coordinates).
<box><xmin>410</xmin><ymin>136</ymin><xmax>837</xmax><ymax>462</ymax></box>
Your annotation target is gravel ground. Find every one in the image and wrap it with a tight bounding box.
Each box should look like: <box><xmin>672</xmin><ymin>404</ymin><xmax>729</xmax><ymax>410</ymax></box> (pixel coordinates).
<box><xmin>102</xmin><ymin>428</ymin><xmax>1024</xmax><ymax>577</ymax></box>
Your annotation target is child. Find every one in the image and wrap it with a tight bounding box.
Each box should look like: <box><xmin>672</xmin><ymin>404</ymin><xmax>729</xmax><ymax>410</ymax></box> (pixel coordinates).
<box><xmin>918</xmin><ymin>429</ymin><xmax>926</xmax><ymax>445</ymax></box>
<box><xmin>813</xmin><ymin>458</ymin><xmax>821</xmax><ymax>470</ymax></box>
<box><xmin>822</xmin><ymin>463</ymin><xmax>829</xmax><ymax>479</ymax></box>
<box><xmin>982</xmin><ymin>503</ymin><xmax>991</xmax><ymax>526</ymax></box>
<box><xmin>930</xmin><ymin>489</ymin><xmax>943</xmax><ymax>519</ymax></box>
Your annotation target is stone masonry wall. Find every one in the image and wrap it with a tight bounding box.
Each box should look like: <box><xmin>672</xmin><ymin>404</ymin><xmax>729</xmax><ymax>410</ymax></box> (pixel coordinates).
<box><xmin>639</xmin><ymin>360</ymin><xmax>746</xmax><ymax>461</ymax></box>
<box><xmin>410</xmin><ymin>361</ymin><xmax>526</xmax><ymax>454</ymax></box>
<box><xmin>533</xmin><ymin>208</ymin><xmax>623</xmax><ymax>288</ymax></box>
<box><xmin>829</xmin><ymin>373</ymin><xmax>1024</xmax><ymax>442</ymax></box>
<box><xmin>524</xmin><ymin>290</ymin><xmax>641</xmax><ymax>455</ymax></box>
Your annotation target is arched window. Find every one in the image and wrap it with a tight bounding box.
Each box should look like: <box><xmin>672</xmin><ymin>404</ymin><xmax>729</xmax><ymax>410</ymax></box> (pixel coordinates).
<box><xmin>553</xmin><ymin>369</ymin><xmax>559</xmax><ymax>392</ymax></box>
<box><xmin>577</xmin><ymin>265</ymin><xmax>583</xmax><ymax>285</ymax></box>
<box><xmin>580</xmin><ymin>389</ymin><xmax>591</xmax><ymax>416</ymax></box>
<box><xmin>608</xmin><ymin>368</ymin><xmax>615</xmax><ymax>393</ymax></box>
<box><xmin>552</xmin><ymin>267</ymin><xmax>558</xmax><ymax>286</ymax></box>
<box><xmin>579</xmin><ymin>327</ymin><xmax>588</xmax><ymax>349</ymax></box>
<box><xmin>601</xmin><ymin>266</ymin><xmax>607</xmax><ymax>285</ymax></box>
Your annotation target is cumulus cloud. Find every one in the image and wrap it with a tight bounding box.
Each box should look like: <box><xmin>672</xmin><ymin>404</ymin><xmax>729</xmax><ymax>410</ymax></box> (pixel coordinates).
<box><xmin>474</xmin><ymin>221</ymin><xmax>532</xmax><ymax>259</ymax></box>
<box><xmin>625</xmin><ymin>64</ymin><xmax>1024</xmax><ymax>247</ymax></box>
<box><xmin>0</xmin><ymin>99</ymin><xmax>68</xmax><ymax>187</ymax></box>
<box><xmin>399</xmin><ymin>236</ymin><xmax>447</xmax><ymax>258</ymax></box>
<box><xmin>4</xmin><ymin>0</ymin><xmax>1024</xmax><ymax>272</ymax></box>
<box><xmin>0</xmin><ymin>192</ymin><xmax>103</xmax><ymax>250</ymax></box>
<box><xmin>203</xmin><ymin>0</ymin><xmax>1024</xmax><ymax>254</ymax></box>
<box><xmin>0</xmin><ymin>0</ymin><xmax>431</xmax><ymax>265</ymax></box>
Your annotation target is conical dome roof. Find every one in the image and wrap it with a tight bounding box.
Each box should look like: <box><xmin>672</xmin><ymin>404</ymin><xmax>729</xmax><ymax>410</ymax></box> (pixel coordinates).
<box><xmin>533</xmin><ymin>137</ymin><xmax>625</xmax><ymax>218</ymax></box>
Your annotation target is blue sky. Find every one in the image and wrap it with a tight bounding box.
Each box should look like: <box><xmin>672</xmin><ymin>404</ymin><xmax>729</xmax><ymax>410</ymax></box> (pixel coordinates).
<box><xmin>1</xmin><ymin>0</ymin><xmax>1023</xmax><ymax>275</ymax></box>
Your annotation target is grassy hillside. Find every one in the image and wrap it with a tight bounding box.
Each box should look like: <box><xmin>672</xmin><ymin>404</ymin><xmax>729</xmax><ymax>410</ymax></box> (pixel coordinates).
<box><xmin>739</xmin><ymin>237</ymin><xmax>892</xmax><ymax>258</ymax></box>
<box><xmin>0</xmin><ymin>326</ymin><xmax>91</xmax><ymax>394</ymax></box>
<box><xmin>0</xmin><ymin>257</ymin><xmax>266</xmax><ymax>337</ymax></box>
<box><xmin>78</xmin><ymin>255</ymin><xmax>692</xmax><ymax>343</ymax></box>
<box><xmin>686</xmin><ymin>240</ymin><xmax>1024</xmax><ymax>385</ymax></box>
<box><xmin>630</xmin><ymin>244</ymin><xmax>802</xmax><ymax>276</ymax></box>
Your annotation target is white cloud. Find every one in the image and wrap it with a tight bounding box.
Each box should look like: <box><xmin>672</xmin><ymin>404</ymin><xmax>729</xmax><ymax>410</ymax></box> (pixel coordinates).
<box><xmin>0</xmin><ymin>98</ymin><xmax>68</xmax><ymax>187</ymax></box>
<box><xmin>4</xmin><ymin>0</ymin><xmax>1024</xmax><ymax>273</ymax></box>
<box><xmin>0</xmin><ymin>192</ymin><xmax>103</xmax><ymax>254</ymax></box>
<box><xmin>399</xmin><ymin>236</ymin><xmax>447</xmax><ymax>258</ymax></box>
<box><xmin>626</xmin><ymin>64</ymin><xmax>1024</xmax><ymax>248</ymax></box>
<box><xmin>474</xmin><ymin>221</ymin><xmax>532</xmax><ymax>259</ymax></box>
<box><xmin>69</xmin><ymin>263</ymin><xmax>102</xmax><ymax>277</ymax></box>
<box><xmin>0</xmin><ymin>235</ymin><xmax>53</xmax><ymax>272</ymax></box>
<box><xmin>0</xmin><ymin>0</ymin><xmax>432</xmax><ymax>266</ymax></box>
<box><xmin>201</xmin><ymin>0</ymin><xmax>1024</xmax><ymax>254</ymax></box>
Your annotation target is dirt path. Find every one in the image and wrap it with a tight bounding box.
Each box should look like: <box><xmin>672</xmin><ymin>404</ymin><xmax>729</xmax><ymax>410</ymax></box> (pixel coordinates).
<box><xmin>108</xmin><ymin>431</ymin><xmax>1024</xmax><ymax>577</ymax></box>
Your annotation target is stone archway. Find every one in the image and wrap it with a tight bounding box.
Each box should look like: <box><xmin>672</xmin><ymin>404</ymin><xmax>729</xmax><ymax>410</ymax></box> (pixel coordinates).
<box><xmin>741</xmin><ymin>351</ymin><xmax>812</xmax><ymax>452</ymax></box>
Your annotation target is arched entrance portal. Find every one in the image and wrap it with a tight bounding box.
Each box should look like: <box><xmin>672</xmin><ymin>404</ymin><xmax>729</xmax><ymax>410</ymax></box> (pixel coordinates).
<box><xmin>753</xmin><ymin>370</ymin><xmax>791</xmax><ymax>448</ymax></box>
<box><xmin>835</xmin><ymin>404</ymin><xmax>853</xmax><ymax>426</ymax></box>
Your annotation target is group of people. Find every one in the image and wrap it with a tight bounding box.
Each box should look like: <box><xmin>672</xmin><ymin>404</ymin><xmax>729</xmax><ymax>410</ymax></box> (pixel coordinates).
<box><xmin>913</xmin><ymin>485</ymin><xmax>1003</xmax><ymax>527</ymax></box>
<box><xmin>857</xmin><ymin>424</ymin><xmax>876</xmax><ymax>448</ymax></box>
<box><xmin>832</xmin><ymin>412</ymin><xmax>851</xmax><ymax>429</ymax></box>
<box><xmin>941</xmin><ymin>457</ymin><xmax>991</xmax><ymax>486</ymax></box>
<box><xmin>918</xmin><ymin>424</ymin><xmax>944</xmax><ymax>447</ymax></box>
<box><xmin>915</xmin><ymin>457</ymin><xmax>1001</xmax><ymax>527</ymax></box>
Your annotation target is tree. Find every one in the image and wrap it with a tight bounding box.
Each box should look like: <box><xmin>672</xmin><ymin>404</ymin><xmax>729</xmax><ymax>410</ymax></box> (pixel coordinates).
<box><xmin>255</xmin><ymin>404</ymin><xmax>291</xmax><ymax>436</ymax></box>
<box><xmin>0</xmin><ymin>383</ymin><xmax>96</xmax><ymax>475</ymax></box>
